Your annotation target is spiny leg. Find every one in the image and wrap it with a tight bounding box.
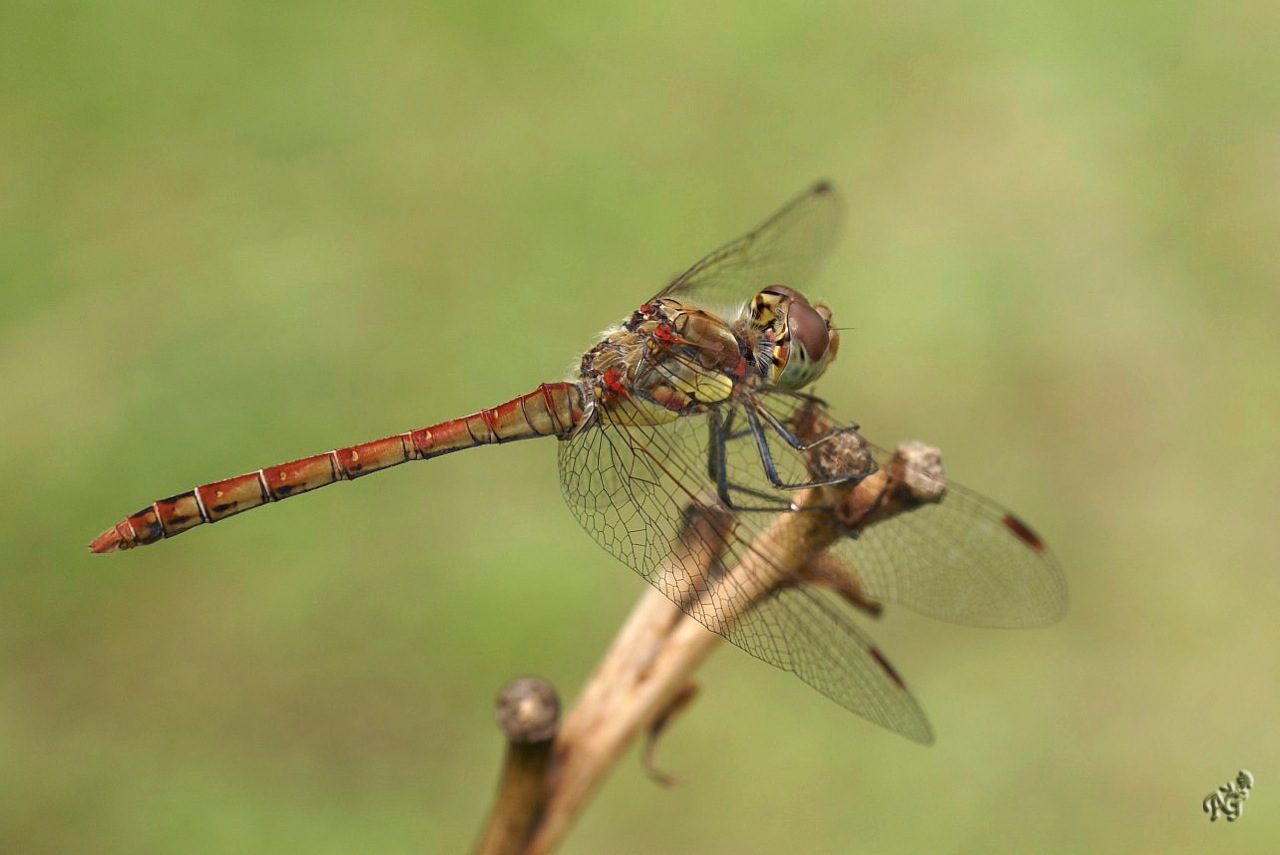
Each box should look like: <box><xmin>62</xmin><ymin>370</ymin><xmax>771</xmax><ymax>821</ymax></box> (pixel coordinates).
<box><xmin>744</xmin><ymin>406</ymin><xmax>874</xmax><ymax>492</ymax></box>
<box><xmin>706</xmin><ymin>407</ymin><xmax>791</xmax><ymax>512</ymax></box>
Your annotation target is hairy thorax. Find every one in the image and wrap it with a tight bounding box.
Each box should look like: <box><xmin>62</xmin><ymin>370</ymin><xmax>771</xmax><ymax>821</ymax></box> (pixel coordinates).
<box><xmin>577</xmin><ymin>298</ymin><xmax>759</xmax><ymax>427</ymax></box>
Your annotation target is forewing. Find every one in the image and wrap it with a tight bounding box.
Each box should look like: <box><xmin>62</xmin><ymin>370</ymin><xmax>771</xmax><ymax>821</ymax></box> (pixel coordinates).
<box><xmin>656</xmin><ymin>181</ymin><xmax>845</xmax><ymax>315</ymax></box>
<box><xmin>836</xmin><ymin>447</ymin><xmax>1069</xmax><ymax>628</ymax></box>
<box><xmin>751</xmin><ymin>390</ymin><xmax>1068</xmax><ymax>628</ymax></box>
<box><xmin>558</xmin><ymin>388</ymin><xmax>934</xmax><ymax>743</ymax></box>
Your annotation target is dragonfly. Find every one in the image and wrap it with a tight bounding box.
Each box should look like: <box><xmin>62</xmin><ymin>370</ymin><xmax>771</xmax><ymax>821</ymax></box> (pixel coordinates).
<box><xmin>90</xmin><ymin>182</ymin><xmax>1066</xmax><ymax>743</ymax></box>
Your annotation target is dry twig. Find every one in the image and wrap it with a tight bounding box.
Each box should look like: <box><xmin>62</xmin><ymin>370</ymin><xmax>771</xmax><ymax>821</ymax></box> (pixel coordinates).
<box><xmin>475</xmin><ymin>678</ymin><xmax>561</xmax><ymax>855</ymax></box>
<box><xmin>475</xmin><ymin>412</ymin><xmax>946</xmax><ymax>854</ymax></box>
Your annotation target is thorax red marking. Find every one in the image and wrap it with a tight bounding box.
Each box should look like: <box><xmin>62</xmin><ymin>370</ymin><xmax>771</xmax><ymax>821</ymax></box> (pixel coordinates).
<box><xmin>601</xmin><ymin>365</ymin><xmax>627</xmax><ymax>394</ymax></box>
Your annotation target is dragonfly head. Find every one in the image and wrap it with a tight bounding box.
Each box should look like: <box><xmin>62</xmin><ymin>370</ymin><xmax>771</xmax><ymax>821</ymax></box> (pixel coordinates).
<box><xmin>748</xmin><ymin>285</ymin><xmax>840</xmax><ymax>389</ymax></box>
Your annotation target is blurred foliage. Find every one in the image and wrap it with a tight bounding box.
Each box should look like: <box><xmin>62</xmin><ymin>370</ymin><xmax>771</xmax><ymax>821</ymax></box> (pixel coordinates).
<box><xmin>3</xmin><ymin>1</ymin><xmax>1280</xmax><ymax>852</ymax></box>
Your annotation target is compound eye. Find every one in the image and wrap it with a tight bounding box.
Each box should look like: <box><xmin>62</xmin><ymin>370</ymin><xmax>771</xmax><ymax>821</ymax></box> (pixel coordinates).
<box><xmin>787</xmin><ymin>301</ymin><xmax>830</xmax><ymax>361</ymax></box>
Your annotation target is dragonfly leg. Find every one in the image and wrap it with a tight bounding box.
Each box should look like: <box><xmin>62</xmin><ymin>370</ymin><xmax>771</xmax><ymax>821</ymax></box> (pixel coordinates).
<box><xmin>705</xmin><ymin>406</ymin><xmax>865</xmax><ymax>514</ymax></box>
<box><xmin>751</xmin><ymin>399</ymin><xmax>841</xmax><ymax>451</ymax></box>
<box><xmin>706</xmin><ymin>408</ymin><xmax>791</xmax><ymax>512</ymax></box>
<box><xmin>762</xmin><ymin>388</ymin><xmax>859</xmax><ymax>432</ymax></box>
<box><xmin>744</xmin><ymin>407</ymin><xmax>874</xmax><ymax>491</ymax></box>
<box><xmin>706</xmin><ymin>407</ymin><xmax>726</xmax><ymax>487</ymax></box>
<box><xmin>772</xmin><ymin>387</ymin><xmax>831</xmax><ymax>410</ymax></box>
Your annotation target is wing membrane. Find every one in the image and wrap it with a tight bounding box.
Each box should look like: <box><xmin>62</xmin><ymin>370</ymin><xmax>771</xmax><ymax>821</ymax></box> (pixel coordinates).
<box><xmin>755</xmin><ymin>390</ymin><xmax>1068</xmax><ymax>629</ymax></box>
<box><xmin>836</xmin><ymin>469</ymin><xmax>1068</xmax><ymax>628</ymax></box>
<box><xmin>656</xmin><ymin>181</ymin><xmax>845</xmax><ymax>315</ymax></box>
<box><xmin>560</xmin><ymin>386</ymin><xmax>1064</xmax><ymax>742</ymax></box>
<box><xmin>560</xmin><ymin>391</ymin><xmax>934</xmax><ymax>742</ymax></box>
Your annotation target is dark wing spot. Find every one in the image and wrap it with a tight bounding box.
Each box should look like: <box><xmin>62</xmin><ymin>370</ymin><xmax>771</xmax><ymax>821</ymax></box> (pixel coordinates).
<box><xmin>1002</xmin><ymin>513</ymin><xmax>1046</xmax><ymax>553</ymax></box>
<box><xmin>869</xmin><ymin>646</ymin><xmax>906</xmax><ymax>690</ymax></box>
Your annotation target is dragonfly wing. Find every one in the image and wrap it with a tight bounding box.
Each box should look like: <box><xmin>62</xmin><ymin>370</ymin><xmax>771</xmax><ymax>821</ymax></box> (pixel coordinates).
<box><xmin>720</xmin><ymin>580</ymin><xmax>933</xmax><ymax>743</ymax></box>
<box><xmin>753</xmin><ymin>389</ymin><xmax>1069</xmax><ymax>629</ymax></box>
<box><xmin>834</xmin><ymin>449</ymin><xmax>1069</xmax><ymax>628</ymax></box>
<box><xmin>558</xmin><ymin>390</ymin><xmax>934</xmax><ymax>742</ymax></box>
<box><xmin>656</xmin><ymin>181</ymin><xmax>845</xmax><ymax>315</ymax></box>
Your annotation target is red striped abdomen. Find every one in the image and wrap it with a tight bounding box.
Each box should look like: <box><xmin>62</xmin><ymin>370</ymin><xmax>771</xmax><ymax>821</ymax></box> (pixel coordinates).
<box><xmin>90</xmin><ymin>382</ymin><xmax>587</xmax><ymax>553</ymax></box>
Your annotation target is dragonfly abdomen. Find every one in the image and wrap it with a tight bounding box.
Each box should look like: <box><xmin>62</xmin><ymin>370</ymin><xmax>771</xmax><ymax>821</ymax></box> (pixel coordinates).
<box><xmin>90</xmin><ymin>382</ymin><xmax>586</xmax><ymax>553</ymax></box>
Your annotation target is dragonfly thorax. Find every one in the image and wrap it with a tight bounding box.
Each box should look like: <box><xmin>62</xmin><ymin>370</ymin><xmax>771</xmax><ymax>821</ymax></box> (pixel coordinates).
<box><xmin>575</xmin><ymin>288</ymin><xmax>839</xmax><ymax>430</ymax></box>
<box><xmin>744</xmin><ymin>285</ymin><xmax>840</xmax><ymax>390</ymax></box>
<box><xmin>577</xmin><ymin>298</ymin><xmax>753</xmax><ymax>427</ymax></box>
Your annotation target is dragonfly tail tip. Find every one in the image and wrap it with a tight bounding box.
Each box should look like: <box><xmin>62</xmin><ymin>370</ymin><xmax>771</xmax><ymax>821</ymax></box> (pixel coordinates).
<box><xmin>88</xmin><ymin>528</ymin><xmax>125</xmax><ymax>554</ymax></box>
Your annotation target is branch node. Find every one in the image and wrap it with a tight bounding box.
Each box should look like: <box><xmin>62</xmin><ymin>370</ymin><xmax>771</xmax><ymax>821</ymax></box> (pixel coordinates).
<box><xmin>496</xmin><ymin>677</ymin><xmax>561</xmax><ymax>744</ymax></box>
<box><xmin>475</xmin><ymin>678</ymin><xmax>561</xmax><ymax>855</ymax></box>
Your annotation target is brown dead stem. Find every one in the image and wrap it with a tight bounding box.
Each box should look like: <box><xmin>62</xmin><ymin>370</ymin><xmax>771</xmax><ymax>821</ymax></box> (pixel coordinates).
<box><xmin>475</xmin><ymin>408</ymin><xmax>944</xmax><ymax>854</ymax></box>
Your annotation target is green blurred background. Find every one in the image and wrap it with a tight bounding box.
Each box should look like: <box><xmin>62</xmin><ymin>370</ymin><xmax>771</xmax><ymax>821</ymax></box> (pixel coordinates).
<box><xmin>3</xmin><ymin>1</ymin><xmax>1278</xmax><ymax>852</ymax></box>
